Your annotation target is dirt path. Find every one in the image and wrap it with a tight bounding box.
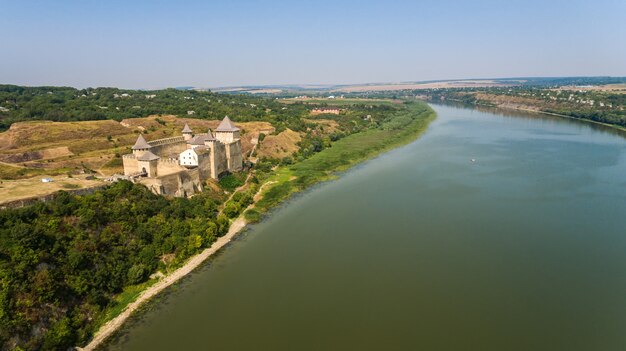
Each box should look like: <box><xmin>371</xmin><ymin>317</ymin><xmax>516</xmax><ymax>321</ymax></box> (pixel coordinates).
<box><xmin>79</xmin><ymin>182</ymin><xmax>265</xmax><ymax>350</ymax></box>
<box><xmin>253</xmin><ymin>180</ymin><xmax>277</xmax><ymax>202</ymax></box>
<box><xmin>220</xmin><ymin>172</ymin><xmax>254</xmax><ymax>210</ymax></box>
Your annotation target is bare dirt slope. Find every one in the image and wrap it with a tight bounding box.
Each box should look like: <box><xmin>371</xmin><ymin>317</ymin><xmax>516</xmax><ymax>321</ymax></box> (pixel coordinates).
<box><xmin>257</xmin><ymin>128</ymin><xmax>301</xmax><ymax>159</ymax></box>
<box><xmin>0</xmin><ymin>116</ymin><xmax>273</xmax><ymax>180</ymax></box>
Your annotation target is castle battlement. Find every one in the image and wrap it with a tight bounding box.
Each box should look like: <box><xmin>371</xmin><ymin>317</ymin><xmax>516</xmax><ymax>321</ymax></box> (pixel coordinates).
<box><xmin>122</xmin><ymin>154</ymin><xmax>136</xmax><ymax>160</ymax></box>
<box><xmin>148</xmin><ymin>136</ymin><xmax>185</xmax><ymax>146</ymax></box>
<box><xmin>159</xmin><ymin>157</ymin><xmax>180</xmax><ymax>164</ymax></box>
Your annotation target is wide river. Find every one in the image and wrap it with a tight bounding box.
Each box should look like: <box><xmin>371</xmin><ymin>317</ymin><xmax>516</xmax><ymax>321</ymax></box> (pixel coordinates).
<box><xmin>105</xmin><ymin>104</ymin><xmax>626</xmax><ymax>351</ymax></box>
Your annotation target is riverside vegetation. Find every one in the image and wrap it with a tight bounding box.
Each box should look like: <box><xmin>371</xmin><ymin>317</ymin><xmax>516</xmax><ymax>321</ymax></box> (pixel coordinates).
<box><xmin>0</xmin><ymin>91</ymin><xmax>435</xmax><ymax>350</ymax></box>
<box><xmin>335</xmin><ymin>77</ymin><xmax>626</xmax><ymax>130</ymax></box>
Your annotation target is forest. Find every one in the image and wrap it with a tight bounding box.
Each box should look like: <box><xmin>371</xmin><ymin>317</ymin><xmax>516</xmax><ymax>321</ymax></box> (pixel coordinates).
<box><xmin>0</xmin><ymin>85</ymin><xmax>307</xmax><ymax>132</ymax></box>
<box><xmin>0</xmin><ymin>179</ymin><xmax>261</xmax><ymax>350</ymax></box>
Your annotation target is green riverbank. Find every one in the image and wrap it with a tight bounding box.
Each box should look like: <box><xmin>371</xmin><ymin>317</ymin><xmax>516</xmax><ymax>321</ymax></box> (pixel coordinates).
<box><xmin>248</xmin><ymin>101</ymin><xmax>435</xmax><ymax>219</ymax></box>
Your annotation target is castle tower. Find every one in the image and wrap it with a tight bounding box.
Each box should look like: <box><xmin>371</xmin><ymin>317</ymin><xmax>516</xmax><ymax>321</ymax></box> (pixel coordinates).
<box><xmin>204</xmin><ymin>129</ymin><xmax>215</xmax><ymax>144</ymax></box>
<box><xmin>136</xmin><ymin>150</ymin><xmax>160</xmax><ymax>177</ymax></box>
<box><xmin>204</xmin><ymin>129</ymin><xmax>220</xmax><ymax>179</ymax></box>
<box><xmin>215</xmin><ymin>116</ymin><xmax>240</xmax><ymax>143</ymax></box>
<box><xmin>132</xmin><ymin>134</ymin><xmax>152</xmax><ymax>157</ymax></box>
<box><xmin>182</xmin><ymin>123</ymin><xmax>193</xmax><ymax>141</ymax></box>
<box><xmin>214</xmin><ymin>116</ymin><xmax>242</xmax><ymax>173</ymax></box>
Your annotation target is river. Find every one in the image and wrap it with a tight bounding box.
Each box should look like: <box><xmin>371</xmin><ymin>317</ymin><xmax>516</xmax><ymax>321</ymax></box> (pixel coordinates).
<box><xmin>104</xmin><ymin>104</ymin><xmax>626</xmax><ymax>351</ymax></box>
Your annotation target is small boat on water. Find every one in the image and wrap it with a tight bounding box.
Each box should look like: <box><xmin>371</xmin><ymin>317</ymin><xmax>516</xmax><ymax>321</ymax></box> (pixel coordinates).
<box><xmin>471</xmin><ymin>158</ymin><xmax>476</xmax><ymax>163</ymax></box>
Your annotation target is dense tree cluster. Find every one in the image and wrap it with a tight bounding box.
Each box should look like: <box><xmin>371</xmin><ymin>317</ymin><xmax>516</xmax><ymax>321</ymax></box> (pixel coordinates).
<box><xmin>0</xmin><ymin>181</ymin><xmax>229</xmax><ymax>350</ymax></box>
<box><xmin>0</xmin><ymin>85</ymin><xmax>310</xmax><ymax>132</ymax></box>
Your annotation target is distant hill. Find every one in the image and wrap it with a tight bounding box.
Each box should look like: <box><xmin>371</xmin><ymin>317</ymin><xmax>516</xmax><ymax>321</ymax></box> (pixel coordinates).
<box><xmin>208</xmin><ymin>77</ymin><xmax>626</xmax><ymax>95</ymax></box>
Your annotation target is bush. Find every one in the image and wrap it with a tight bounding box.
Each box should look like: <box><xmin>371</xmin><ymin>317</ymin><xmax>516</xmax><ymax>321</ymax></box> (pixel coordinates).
<box><xmin>126</xmin><ymin>264</ymin><xmax>148</xmax><ymax>285</ymax></box>
<box><xmin>244</xmin><ymin>208</ymin><xmax>262</xmax><ymax>223</ymax></box>
<box><xmin>223</xmin><ymin>202</ymin><xmax>241</xmax><ymax>219</ymax></box>
<box><xmin>218</xmin><ymin>174</ymin><xmax>244</xmax><ymax>192</ymax></box>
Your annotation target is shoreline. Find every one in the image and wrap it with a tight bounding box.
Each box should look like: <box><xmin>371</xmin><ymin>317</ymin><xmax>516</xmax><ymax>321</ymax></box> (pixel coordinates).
<box><xmin>451</xmin><ymin>99</ymin><xmax>626</xmax><ymax>133</ymax></box>
<box><xmin>80</xmin><ymin>216</ymin><xmax>248</xmax><ymax>351</ymax></box>
<box><xmin>79</xmin><ymin>102</ymin><xmax>436</xmax><ymax>350</ymax></box>
<box><xmin>506</xmin><ymin>107</ymin><xmax>626</xmax><ymax>133</ymax></box>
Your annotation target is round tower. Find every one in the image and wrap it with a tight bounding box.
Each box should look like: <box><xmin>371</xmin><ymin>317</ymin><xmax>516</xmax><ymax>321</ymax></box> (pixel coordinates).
<box><xmin>182</xmin><ymin>123</ymin><xmax>193</xmax><ymax>141</ymax></box>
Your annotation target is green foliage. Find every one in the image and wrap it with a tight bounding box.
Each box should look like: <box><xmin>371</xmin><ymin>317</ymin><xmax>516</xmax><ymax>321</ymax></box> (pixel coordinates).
<box><xmin>42</xmin><ymin>317</ymin><xmax>74</xmax><ymax>351</ymax></box>
<box><xmin>416</xmin><ymin>84</ymin><xmax>626</xmax><ymax>128</ymax></box>
<box><xmin>243</xmin><ymin>208</ymin><xmax>262</xmax><ymax>223</ymax></box>
<box><xmin>0</xmin><ymin>181</ymin><xmax>225</xmax><ymax>350</ymax></box>
<box><xmin>256</xmin><ymin>102</ymin><xmax>435</xmax><ymax>213</ymax></box>
<box><xmin>222</xmin><ymin>202</ymin><xmax>241</xmax><ymax>219</ymax></box>
<box><xmin>218</xmin><ymin>173</ymin><xmax>245</xmax><ymax>192</ymax></box>
<box><xmin>126</xmin><ymin>264</ymin><xmax>148</xmax><ymax>285</ymax></box>
<box><xmin>0</xmin><ymin>85</ymin><xmax>311</xmax><ymax>132</ymax></box>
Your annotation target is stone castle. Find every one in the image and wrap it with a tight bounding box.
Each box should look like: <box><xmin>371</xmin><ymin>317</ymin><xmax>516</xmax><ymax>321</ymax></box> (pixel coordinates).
<box><xmin>122</xmin><ymin>116</ymin><xmax>243</xmax><ymax>196</ymax></box>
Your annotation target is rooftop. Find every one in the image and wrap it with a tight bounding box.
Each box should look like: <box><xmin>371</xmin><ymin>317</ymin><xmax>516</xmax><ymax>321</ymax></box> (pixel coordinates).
<box><xmin>182</xmin><ymin>123</ymin><xmax>193</xmax><ymax>133</ymax></box>
<box><xmin>137</xmin><ymin>150</ymin><xmax>160</xmax><ymax>161</ymax></box>
<box><xmin>215</xmin><ymin>116</ymin><xmax>240</xmax><ymax>132</ymax></box>
<box><xmin>188</xmin><ymin>131</ymin><xmax>215</xmax><ymax>145</ymax></box>
<box><xmin>131</xmin><ymin>134</ymin><xmax>152</xmax><ymax>150</ymax></box>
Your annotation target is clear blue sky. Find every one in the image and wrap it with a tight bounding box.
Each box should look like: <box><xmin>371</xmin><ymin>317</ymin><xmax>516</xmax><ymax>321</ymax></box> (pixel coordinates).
<box><xmin>1</xmin><ymin>0</ymin><xmax>625</xmax><ymax>89</ymax></box>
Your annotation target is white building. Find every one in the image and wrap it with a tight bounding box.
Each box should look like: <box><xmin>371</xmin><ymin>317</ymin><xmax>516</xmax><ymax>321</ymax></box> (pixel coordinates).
<box><xmin>179</xmin><ymin>148</ymin><xmax>199</xmax><ymax>167</ymax></box>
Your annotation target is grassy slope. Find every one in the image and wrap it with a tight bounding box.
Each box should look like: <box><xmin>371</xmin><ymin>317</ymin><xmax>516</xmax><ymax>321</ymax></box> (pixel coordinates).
<box><xmin>252</xmin><ymin>101</ymin><xmax>435</xmax><ymax>215</ymax></box>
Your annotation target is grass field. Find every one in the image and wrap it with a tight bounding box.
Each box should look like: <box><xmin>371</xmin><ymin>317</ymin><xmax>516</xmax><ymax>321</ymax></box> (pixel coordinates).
<box><xmin>96</xmin><ymin>279</ymin><xmax>158</xmax><ymax>330</ymax></box>
<box><xmin>0</xmin><ymin>174</ymin><xmax>103</xmax><ymax>204</ymax></box>
<box><xmin>255</xmin><ymin>101</ymin><xmax>435</xmax><ymax>213</ymax></box>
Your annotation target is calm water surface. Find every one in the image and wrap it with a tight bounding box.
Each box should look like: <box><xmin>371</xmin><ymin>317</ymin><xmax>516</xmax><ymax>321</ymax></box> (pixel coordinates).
<box><xmin>105</xmin><ymin>105</ymin><xmax>626</xmax><ymax>351</ymax></box>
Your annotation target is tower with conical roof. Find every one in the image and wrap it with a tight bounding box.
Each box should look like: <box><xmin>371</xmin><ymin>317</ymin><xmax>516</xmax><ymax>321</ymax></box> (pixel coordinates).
<box><xmin>214</xmin><ymin>116</ymin><xmax>240</xmax><ymax>144</ymax></box>
<box><xmin>214</xmin><ymin>116</ymin><xmax>242</xmax><ymax>173</ymax></box>
<box><xmin>132</xmin><ymin>134</ymin><xmax>152</xmax><ymax>156</ymax></box>
<box><xmin>182</xmin><ymin>123</ymin><xmax>193</xmax><ymax>141</ymax></box>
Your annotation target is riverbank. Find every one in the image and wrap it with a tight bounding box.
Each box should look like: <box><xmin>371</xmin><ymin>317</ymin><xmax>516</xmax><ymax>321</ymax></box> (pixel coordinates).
<box><xmin>80</xmin><ymin>217</ymin><xmax>248</xmax><ymax>351</ymax></box>
<box><xmin>253</xmin><ymin>101</ymin><xmax>436</xmax><ymax>214</ymax></box>
<box><xmin>442</xmin><ymin>97</ymin><xmax>626</xmax><ymax>134</ymax></box>
<box><xmin>80</xmin><ymin>100</ymin><xmax>436</xmax><ymax>350</ymax></box>
<box><xmin>505</xmin><ymin>106</ymin><xmax>626</xmax><ymax>133</ymax></box>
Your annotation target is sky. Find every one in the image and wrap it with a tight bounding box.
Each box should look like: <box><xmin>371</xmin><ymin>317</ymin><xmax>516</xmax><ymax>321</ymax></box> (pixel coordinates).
<box><xmin>1</xmin><ymin>0</ymin><xmax>625</xmax><ymax>89</ymax></box>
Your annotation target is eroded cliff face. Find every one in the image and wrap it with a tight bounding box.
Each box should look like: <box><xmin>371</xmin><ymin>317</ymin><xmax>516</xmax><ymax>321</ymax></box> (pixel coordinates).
<box><xmin>140</xmin><ymin>169</ymin><xmax>204</xmax><ymax>197</ymax></box>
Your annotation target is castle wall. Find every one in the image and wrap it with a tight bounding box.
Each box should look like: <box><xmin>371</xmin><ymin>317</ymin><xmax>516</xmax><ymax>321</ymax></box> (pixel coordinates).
<box><xmin>140</xmin><ymin>169</ymin><xmax>203</xmax><ymax>197</ymax></box>
<box><xmin>197</xmin><ymin>153</ymin><xmax>212</xmax><ymax>180</ymax></box>
<box><xmin>215</xmin><ymin>131</ymin><xmax>240</xmax><ymax>144</ymax></box>
<box><xmin>138</xmin><ymin>159</ymin><xmax>158</xmax><ymax>177</ymax></box>
<box><xmin>225</xmin><ymin>140</ymin><xmax>243</xmax><ymax>172</ymax></box>
<box><xmin>210</xmin><ymin>142</ymin><xmax>228</xmax><ymax>179</ymax></box>
<box><xmin>122</xmin><ymin>155</ymin><xmax>139</xmax><ymax>175</ymax></box>
<box><xmin>150</xmin><ymin>141</ymin><xmax>187</xmax><ymax>158</ymax></box>
<box><xmin>156</xmin><ymin>157</ymin><xmax>186</xmax><ymax>177</ymax></box>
